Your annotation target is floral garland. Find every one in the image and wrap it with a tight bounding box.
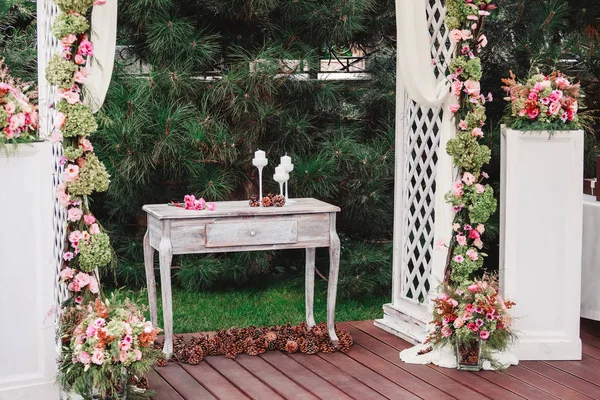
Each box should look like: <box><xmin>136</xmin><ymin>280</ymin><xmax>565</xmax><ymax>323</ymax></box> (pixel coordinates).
<box><xmin>47</xmin><ymin>0</ymin><xmax>112</xmax><ymax>299</ymax></box>
<box><xmin>443</xmin><ymin>0</ymin><xmax>498</xmax><ymax>285</ymax></box>
<box><xmin>0</xmin><ymin>60</ymin><xmax>38</xmax><ymax>145</ymax></box>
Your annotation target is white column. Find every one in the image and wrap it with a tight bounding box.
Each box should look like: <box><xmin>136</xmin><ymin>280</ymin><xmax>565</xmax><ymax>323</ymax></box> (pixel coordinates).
<box><xmin>500</xmin><ymin>126</ymin><xmax>583</xmax><ymax>360</ymax></box>
<box><xmin>0</xmin><ymin>142</ymin><xmax>60</xmax><ymax>398</ymax></box>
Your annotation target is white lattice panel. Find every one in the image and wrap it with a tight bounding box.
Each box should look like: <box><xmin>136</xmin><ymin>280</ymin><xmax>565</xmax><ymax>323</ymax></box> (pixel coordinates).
<box><xmin>399</xmin><ymin>0</ymin><xmax>452</xmax><ymax>304</ymax></box>
<box><xmin>37</xmin><ymin>0</ymin><xmax>68</xmax><ymax>319</ymax></box>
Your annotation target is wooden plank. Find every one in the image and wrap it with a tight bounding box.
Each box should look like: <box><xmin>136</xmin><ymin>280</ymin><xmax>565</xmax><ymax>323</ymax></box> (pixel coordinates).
<box><xmin>545</xmin><ymin>359</ymin><xmax>600</xmax><ymax>386</ymax></box>
<box><xmin>583</xmin><ymin>342</ymin><xmax>600</xmax><ymax>360</ymax></box>
<box><xmin>235</xmin><ymin>354</ymin><xmax>319</xmax><ymax>400</ymax></box>
<box><xmin>289</xmin><ymin>352</ymin><xmax>388</xmax><ymax>400</ymax></box>
<box><xmin>580</xmin><ymin>330</ymin><xmax>600</xmax><ymax>349</ymax></box>
<box><xmin>154</xmin><ymin>363</ymin><xmax>216</xmax><ymax>399</ymax></box>
<box><xmin>317</xmin><ymin>351</ymin><xmax>420</xmax><ymax>399</ymax></box>
<box><xmin>148</xmin><ymin>369</ymin><xmax>185</xmax><ymax>400</ymax></box>
<box><xmin>204</xmin><ymin>355</ymin><xmax>285</xmax><ymax>400</ymax></box>
<box><xmin>342</xmin><ymin>343</ymin><xmax>455</xmax><ymax>400</ymax></box>
<box><xmin>346</xmin><ymin>322</ymin><xmax>485</xmax><ymax>400</ymax></box>
<box><xmin>180</xmin><ymin>362</ymin><xmax>250</xmax><ymax>400</ymax></box>
<box><xmin>520</xmin><ymin>361</ymin><xmax>600</xmax><ymax>399</ymax></box>
<box><xmin>431</xmin><ymin>365</ymin><xmax>525</xmax><ymax>400</ymax></box>
<box><xmin>506</xmin><ymin>365</ymin><xmax>591</xmax><ymax>399</ymax></box>
<box><xmin>474</xmin><ymin>370</ymin><xmax>559</xmax><ymax>400</ymax></box>
<box><xmin>143</xmin><ymin>198</ymin><xmax>340</xmax><ymax>219</ymax></box>
<box><xmin>259</xmin><ymin>351</ymin><xmax>353</xmax><ymax>400</ymax></box>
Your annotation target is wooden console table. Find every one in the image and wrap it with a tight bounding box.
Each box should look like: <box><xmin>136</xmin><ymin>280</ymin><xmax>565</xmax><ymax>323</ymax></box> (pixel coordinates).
<box><xmin>142</xmin><ymin>198</ymin><xmax>341</xmax><ymax>357</ymax></box>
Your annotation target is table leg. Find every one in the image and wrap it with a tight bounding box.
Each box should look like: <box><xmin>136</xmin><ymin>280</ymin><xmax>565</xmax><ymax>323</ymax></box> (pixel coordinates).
<box><xmin>158</xmin><ymin>221</ymin><xmax>174</xmax><ymax>359</ymax></box>
<box><xmin>143</xmin><ymin>229</ymin><xmax>158</xmax><ymax>328</ymax></box>
<box><xmin>327</xmin><ymin>213</ymin><xmax>340</xmax><ymax>344</ymax></box>
<box><xmin>305</xmin><ymin>248</ymin><xmax>316</xmax><ymax>328</ymax></box>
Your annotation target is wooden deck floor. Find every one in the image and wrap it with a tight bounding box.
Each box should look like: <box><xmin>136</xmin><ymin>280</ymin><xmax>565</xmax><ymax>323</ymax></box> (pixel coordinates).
<box><xmin>149</xmin><ymin>319</ymin><xmax>600</xmax><ymax>399</ymax></box>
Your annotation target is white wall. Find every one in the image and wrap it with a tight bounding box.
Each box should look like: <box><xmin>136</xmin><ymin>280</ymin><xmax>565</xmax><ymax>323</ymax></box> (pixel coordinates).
<box><xmin>0</xmin><ymin>142</ymin><xmax>59</xmax><ymax>399</ymax></box>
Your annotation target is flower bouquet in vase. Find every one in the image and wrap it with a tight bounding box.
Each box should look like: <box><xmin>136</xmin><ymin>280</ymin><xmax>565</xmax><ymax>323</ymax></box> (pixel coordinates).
<box><xmin>427</xmin><ymin>276</ymin><xmax>516</xmax><ymax>371</ymax></box>
<box><xmin>58</xmin><ymin>296</ymin><xmax>162</xmax><ymax>399</ymax></box>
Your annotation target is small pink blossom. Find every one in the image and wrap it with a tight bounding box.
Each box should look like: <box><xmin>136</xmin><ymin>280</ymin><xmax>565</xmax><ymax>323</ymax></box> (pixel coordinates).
<box><xmin>84</xmin><ymin>214</ymin><xmax>96</xmax><ymax>225</ymax></box>
<box><xmin>462</xmin><ymin>172</ymin><xmax>476</xmax><ymax>186</ymax></box>
<box><xmin>56</xmin><ymin>183</ymin><xmax>71</xmax><ymax>207</ymax></box>
<box><xmin>89</xmin><ymin>223</ymin><xmax>100</xmax><ymax>234</ymax></box>
<box><xmin>67</xmin><ymin>207</ymin><xmax>83</xmax><ymax>222</ymax></box>
<box><xmin>69</xmin><ymin>230</ymin><xmax>83</xmax><ymax>244</ymax></box>
<box><xmin>453</xmin><ymin>318</ymin><xmax>465</xmax><ymax>329</ymax></box>
<box><xmin>79</xmin><ymin>137</ymin><xmax>94</xmax><ymax>152</ymax></box>
<box><xmin>468</xmin><ymin>284</ymin><xmax>479</xmax><ymax>293</ymax></box>
<box><xmin>61</xmin><ymin>90</ymin><xmax>80</xmax><ymax>105</ymax></box>
<box><xmin>461</xmin><ymin>30</ymin><xmax>473</xmax><ymax>40</ymax></box>
<box><xmin>206</xmin><ymin>202</ymin><xmax>216</xmax><ymax>211</ymax></box>
<box><xmin>454</xmin><ymin>255</ymin><xmax>465</xmax><ymax>263</ymax></box>
<box><xmin>476</xmin><ymin>224</ymin><xmax>485</xmax><ymax>234</ymax></box>
<box><xmin>528</xmin><ymin>108</ymin><xmax>540</xmax><ymax>119</ymax></box>
<box><xmin>475</xmin><ymin>183</ymin><xmax>485</xmax><ymax>194</ymax></box>
<box><xmin>452</xmin><ymin>80</ymin><xmax>463</xmax><ymax>96</ymax></box>
<box><xmin>479</xmin><ymin>330</ymin><xmax>490</xmax><ymax>340</ymax></box>
<box><xmin>439</xmin><ymin>293</ymin><xmax>449</xmax><ymax>301</ymax></box>
<box><xmin>78</xmin><ymin>351</ymin><xmax>91</xmax><ymax>364</ymax></box>
<box><xmin>548</xmin><ymin>90</ymin><xmax>563</xmax><ymax>103</ymax></box>
<box><xmin>62</xmin><ymin>34</ymin><xmax>77</xmax><ymax>46</ymax></box>
<box><xmin>476</xmin><ymin>319</ymin><xmax>485</xmax><ymax>327</ymax></box>
<box><xmin>464</xmin><ymin>80</ymin><xmax>481</xmax><ymax>97</ymax></box>
<box><xmin>548</xmin><ymin>101</ymin><xmax>562</xmax><ymax>115</ymax></box>
<box><xmin>74</xmin><ymin>68</ymin><xmax>90</xmax><ymax>84</ymax></box>
<box><xmin>450</xmin><ymin>29</ymin><xmax>464</xmax><ymax>42</ymax></box>
<box><xmin>74</xmin><ymin>54</ymin><xmax>86</xmax><ymax>65</ymax></box>
<box><xmin>464</xmin><ymin>224</ymin><xmax>473</xmax><ymax>231</ymax></box>
<box><xmin>472</xmin><ymin>127</ymin><xmax>483</xmax><ymax>137</ymax></box>
<box><xmin>456</xmin><ymin>235</ymin><xmax>467</xmax><ymax>246</ymax></box>
<box><xmin>441</xmin><ymin>325</ymin><xmax>452</xmax><ymax>338</ymax></box>
<box><xmin>478</xmin><ymin>34</ymin><xmax>488</xmax><ymax>48</ymax></box>
<box><xmin>452</xmin><ymin>181</ymin><xmax>464</xmax><ymax>197</ymax></box>
<box><xmin>473</xmin><ymin>239</ymin><xmax>483</xmax><ymax>249</ymax></box>
<box><xmin>63</xmin><ymin>164</ymin><xmax>80</xmax><ymax>183</ymax></box>
<box><xmin>74</xmin><ymin>296</ymin><xmax>83</xmax><ymax>304</ymax></box>
<box><xmin>91</xmin><ymin>349</ymin><xmax>104</xmax><ymax>365</ymax></box>
<box><xmin>78</xmin><ymin>39</ymin><xmax>94</xmax><ymax>56</ymax></box>
<box><xmin>469</xmin><ymin>230</ymin><xmax>481</xmax><ymax>240</ymax></box>
<box><xmin>449</xmin><ymin>104</ymin><xmax>461</xmax><ymax>113</ymax></box>
<box><xmin>481</xmin><ymin>172</ymin><xmax>489</xmax><ymax>179</ymax></box>
<box><xmin>63</xmin><ymin>252</ymin><xmax>75</xmax><ymax>261</ymax></box>
<box><xmin>458</xmin><ymin>120</ymin><xmax>468</xmax><ymax>130</ymax></box>
<box><xmin>60</xmin><ymin>267</ymin><xmax>74</xmax><ymax>280</ymax></box>
<box><xmin>466</xmin><ymin>249</ymin><xmax>479</xmax><ymax>261</ymax></box>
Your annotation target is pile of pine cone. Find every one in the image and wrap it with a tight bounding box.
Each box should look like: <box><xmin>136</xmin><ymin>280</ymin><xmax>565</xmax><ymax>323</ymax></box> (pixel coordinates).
<box><xmin>155</xmin><ymin>322</ymin><xmax>353</xmax><ymax>366</ymax></box>
<box><xmin>249</xmin><ymin>193</ymin><xmax>286</xmax><ymax>207</ymax></box>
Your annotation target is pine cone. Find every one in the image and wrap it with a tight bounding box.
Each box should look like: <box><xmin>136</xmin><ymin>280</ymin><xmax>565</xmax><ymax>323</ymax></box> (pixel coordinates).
<box><xmin>245</xmin><ymin>338</ymin><xmax>261</xmax><ymax>356</ymax></box>
<box><xmin>173</xmin><ymin>336</ymin><xmax>189</xmax><ymax>363</ymax></box>
<box><xmin>204</xmin><ymin>336</ymin><xmax>221</xmax><ymax>356</ymax></box>
<box><xmin>299</xmin><ymin>337</ymin><xmax>319</xmax><ymax>355</ymax></box>
<box><xmin>187</xmin><ymin>345</ymin><xmax>204</xmax><ymax>365</ymax></box>
<box><xmin>272</xmin><ymin>194</ymin><xmax>286</xmax><ymax>207</ymax></box>
<box><xmin>267</xmin><ymin>193</ymin><xmax>276</xmax><ymax>199</ymax></box>
<box><xmin>336</xmin><ymin>329</ymin><xmax>354</xmax><ymax>353</ymax></box>
<box><xmin>261</xmin><ymin>196</ymin><xmax>272</xmax><ymax>207</ymax></box>
<box><xmin>131</xmin><ymin>376</ymin><xmax>148</xmax><ymax>390</ymax></box>
<box><xmin>155</xmin><ymin>357</ymin><xmax>167</xmax><ymax>367</ymax></box>
<box><xmin>249</xmin><ymin>195</ymin><xmax>260</xmax><ymax>207</ymax></box>
<box><xmin>320</xmin><ymin>340</ymin><xmax>336</xmax><ymax>353</ymax></box>
<box><xmin>285</xmin><ymin>340</ymin><xmax>299</xmax><ymax>353</ymax></box>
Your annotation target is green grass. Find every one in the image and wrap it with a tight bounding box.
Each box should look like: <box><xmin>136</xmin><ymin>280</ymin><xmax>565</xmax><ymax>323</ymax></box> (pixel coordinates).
<box><xmin>112</xmin><ymin>278</ymin><xmax>388</xmax><ymax>334</ymax></box>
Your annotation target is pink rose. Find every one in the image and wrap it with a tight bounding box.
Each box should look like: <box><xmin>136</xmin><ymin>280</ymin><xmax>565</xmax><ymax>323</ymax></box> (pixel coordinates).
<box><xmin>528</xmin><ymin>91</ymin><xmax>539</xmax><ymax>101</ymax></box>
<box><xmin>84</xmin><ymin>214</ymin><xmax>96</xmax><ymax>225</ymax></box>
<box><xmin>475</xmin><ymin>184</ymin><xmax>485</xmax><ymax>194</ymax></box>
<box><xmin>476</xmin><ymin>224</ymin><xmax>485</xmax><ymax>234</ymax></box>
<box><xmin>50</xmin><ymin>130</ymin><xmax>63</xmax><ymax>143</ymax></box>
<box><xmin>454</xmin><ymin>255</ymin><xmax>465</xmax><ymax>263</ymax></box>
<box><xmin>464</xmin><ymin>80</ymin><xmax>481</xmax><ymax>97</ymax></box>
<box><xmin>472</xmin><ymin>127</ymin><xmax>483</xmax><ymax>137</ymax></box>
<box><xmin>67</xmin><ymin>207</ymin><xmax>83</xmax><ymax>222</ymax></box>
<box><xmin>453</xmin><ymin>318</ymin><xmax>465</xmax><ymax>329</ymax></box>
<box><xmin>468</xmin><ymin>284</ymin><xmax>479</xmax><ymax>293</ymax></box>
<box><xmin>452</xmin><ymin>181</ymin><xmax>464</xmax><ymax>197</ymax></box>
<box><xmin>63</xmin><ymin>164</ymin><xmax>80</xmax><ymax>183</ymax></box>
<box><xmin>555</xmin><ymin>77</ymin><xmax>569</xmax><ymax>90</ymax></box>
<box><xmin>61</xmin><ymin>90</ymin><xmax>80</xmax><ymax>105</ymax></box>
<box><xmin>458</xmin><ymin>120</ymin><xmax>468</xmax><ymax>130</ymax></box>
<box><xmin>120</xmin><ymin>340</ymin><xmax>132</xmax><ymax>352</ymax></box>
<box><xmin>74</xmin><ymin>54</ymin><xmax>86</xmax><ymax>65</ymax></box>
<box><xmin>81</xmin><ymin>231</ymin><xmax>91</xmax><ymax>241</ymax></box>
<box><xmin>479</xmin><ymin>330</ymin><xmax>490</xmax><ymax>340</ymax></box>
<box><xmin>473</xmin><ymin>239</ymin><xmax>483</xmax><ymax>249</ymax></box>
<box><xmin>194</xmin><ymin>197</ymin><xmax>206</xmax><ymax>210</ymax></box>
<box><xmin>78</xmin><ymin>40</ymin><xmax>94</xmax><ymax>56</ymax></box>
<box><xmin>89</xmin><ymin>223</ymin><xmax>100</xmax><ymax>234</ymax></box>
<box><xmin>4</xmin><ymin>101</ymin><xmax>16</xmax><ymax>114</ymax></box>
<box><xmin>548</xmin><ymin>90</ymin><xmax>563</xmax><ymax>103</ymax></box>
<box><xmin>456</xmin><ymin>235</ymin><xmax>467</xmax><ymax>246</ymax></box>
<box><xmin>56</xmin><ymin>183</ymin><xmax>71</xmax><ymax>207</ymax></box>
<box><xmin>468</xmin><ymin>229</ymin><xmax>481</xmax><ymax>240</ymax></box>
<box><xmin>206</xmin><ymin>202</ymin><xmax>216</xmax><ymax>211</ymax></box>
<box><xmin>548</xmin><ymin>101</ymin><xmax>561</xmax><ymax>116</ymax></box>
<box><xmin>74</xmin><ymin>68</ymin><xmax>90</xmax><ymax>84</ymax></box>
<box><xmin>85</xmin><ymin>325</ymin><xmax>96</xmax><ymax>338</ymax></box>
<box><xmin>61</xmin><ymin>34</ymin><xmax>77</xmax><ymax>46</ymax></box>
<box><xmin>450</xmin><ymin>29</ymin><xmax>464</xmax><ymax>42</ymax></box>
<box><xmin>60</xmin><ymin>267</ymin><xmax>74</xmax><ymax>280</ymax></box>
<box><xmin>91</xmin><ymin>349</ymin><xmax>104</xmax><ymax>365</ymax></box>
<box><xmin>119</xmin><ymin>350</ymin><xmax>128</xmax><ymax>363</ymax></box>
<box><xmin>79</xmin><ymin>137</ymin><xmax>94</xmax><ymax>152</ymax></box>
<box><xmin>89</xmin><ymin>276</ymin><xmax>99</xmax><ymax>293</ymax></box>
<box><xmin>466</xmin><ymin>249</ymin><xmax>479</xmax><ymax>261</ymax></box>
<box><xmin>441</xmin><ymin>326</ymin><xmax>452</xmax><ymax>338</ymax></box>
<box><xmin>452</xmin><ymin>80</ymin><xmax>463</xmax><ymax>96</ymax></box>
<box><xmin>75</xmin><ymin>272</ymin><xmax>91</xmax><ymax>288</ymax></box>
<box><xmin>449</xmin><ymin>104</ymin><xmax>460</xmax><ymax>113</ymax></box>
<box><xmin>528</xmin><ymin>108</ymin><xmax>540</xmax><ymax>119</ymax></box>
<box><xmin>55</xmin><ymin>112</ymin><xmax>67</xmax><ymax>129</ymax></box>
<box><xmin>461</xmin><ymin>30</ymin><xmax>473</xmax><ymax>40</ymax></box>
<box><xmin>462</xmin><ymin>172</ymin><xmax>475</xmax><ymax>186</ymax></box>
<box><xmin>78</xmin><ymin>351</ymin><xmax>91</xmax><ymax>365</ymax></box>
<box><xmin>69</xmin><ymin>230</ymin><xmax>82</xmax><ymax>244</ymax></box>
<box><xmin>184</xmin><ymin>194</ymin><xmax>196</xmax><ymax>209</ymax></box>
<box><xmin>467</xmin><ymin>322</ymin><xmax>478</xmax><ymax>332</ymax></box>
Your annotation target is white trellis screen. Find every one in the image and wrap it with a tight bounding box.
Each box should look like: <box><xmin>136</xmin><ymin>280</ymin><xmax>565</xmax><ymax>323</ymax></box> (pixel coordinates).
<box><xmin>37</xmin><ymin>0</ymin><xmax>69</xmax><ymax>335</ymax></box>
<box><xmin>375</xmin><ymin>0</ymin><xmax>453</xmax><ymax>343</ymax></box>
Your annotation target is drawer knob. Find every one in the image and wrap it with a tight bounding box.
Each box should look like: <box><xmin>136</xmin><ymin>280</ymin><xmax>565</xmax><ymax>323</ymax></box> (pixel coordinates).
<box><xmin>250</xmin><ymin>230</ymin><xmax>257</xmax><ymax>236</ymax></box>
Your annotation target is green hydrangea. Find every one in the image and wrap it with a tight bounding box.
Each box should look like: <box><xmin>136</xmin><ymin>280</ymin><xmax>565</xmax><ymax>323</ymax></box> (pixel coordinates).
<box><xmin>57</xmin><ymin>101</ymin><xmax>97</xmax><ymax>137</ymax></box>
<box><xmin>450</xmin><ymin>246</ymin><xmax>484</xmax><ymax>285</ymax></box>
<box><xmin>46</xmin><ymin>54</ymin><xmax>77</xmax><ymax>89</ymax></box>
<box><xmin>52</xmin><ymin>13</ymin><xmax>89</xmax><ymax>39</ymax></box>
<box><xmin>78</xmin><ymin>231</ymin><xmax>112</xmax><ymax>272</ymax></box>
<box><xmin>0</xmin><ymin>107</ymin><xmax>8</xmax><ymax>128</ymax></box>
<box><xmin>54</xmin><ymin>0</ymin><xmax>94</xmax><ymax>14</ymax></box>
<box><xmin>64</xmin><ymin>146</ymin><xmax>84</xmax><ymax>161</ymax></box>
<box><xmin>465</xmin><ymin>58</ymin><xmax>482</xmax><ymax>81</ymax></box>
<box><xmin>68</xmin><ymin>153</ymin><xmax>110</xmax><ymax>196</ymax></box>
<box><xmin>468</xmin><ymin>185</ymin><xmax>497</xmax><ymax>224</ymax></box>
<box><xmin>446</xmin><ymin>133</ymin><xmax>492</xmax><ymax>173</ymax></box>
<box><xmin>445</xmin><ymin>0</ymin><xmax>472</xmax><ymax>30</ymax></box>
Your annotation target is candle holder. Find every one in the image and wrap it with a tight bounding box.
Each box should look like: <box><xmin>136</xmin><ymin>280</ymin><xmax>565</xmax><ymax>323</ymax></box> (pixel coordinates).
<box><xmin>252</xmin><ymin>150</ymin><xmax>268</xmax><ymax>205</ymax></box>
<box><xmin>281</xmin><ymin>154</ymin><xmax>296</xmax><ymax>204</ymax></box>
<box><xmin>273</xmin><ymin>164</ymin><xmax>289</xmax><ymax>204</ymax></box>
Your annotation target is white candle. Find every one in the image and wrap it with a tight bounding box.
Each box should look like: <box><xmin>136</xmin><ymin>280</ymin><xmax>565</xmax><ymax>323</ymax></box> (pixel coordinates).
<box><xmin>255</xmin><ymin>150</ymin><xmax>266</xmax><ymax>159</ymax></box>
<box><xmin>281</xmin><ymin>155</ymin><xmax>293</xmax><ymax>173</ymax></box>
<box><xmin>252</xmin><ymin>149</ymin><xmax>268</xmax><ymax>167</ymax></box>
<box><xmin>275</xmin><ymin>165</ymin><xmax>287</xmax><ymax>175</ymax></box>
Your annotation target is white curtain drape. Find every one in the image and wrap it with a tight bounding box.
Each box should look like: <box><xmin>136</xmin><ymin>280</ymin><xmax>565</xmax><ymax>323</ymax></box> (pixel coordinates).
<box><xmin>84</xmin><ymin>0</ymin><xmax>118</xmax><ymax>113</ymax></box>
<box><xmin>396</xmin><ymin>0</ymin><xmax>456</xmax><ymax>285</ymax></box>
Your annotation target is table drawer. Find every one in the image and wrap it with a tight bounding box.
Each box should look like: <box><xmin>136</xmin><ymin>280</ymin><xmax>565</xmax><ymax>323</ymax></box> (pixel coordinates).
<box><xmin>205</xmin><ymin>220</ymin><xmax>298</xmax><ymax>248</ymax></box>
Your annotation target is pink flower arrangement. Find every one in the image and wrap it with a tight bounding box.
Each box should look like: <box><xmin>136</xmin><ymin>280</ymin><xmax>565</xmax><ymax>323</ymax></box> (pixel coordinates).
<box><xmin>0</xmin><ymin>62</ymin><xmax>38</xmax><ymax>141</ymax></box>
<box><xmin>502</xmin><ymin>71</ymin><xmax>583</xmax><ymax>128</ymax></box>
<box><xmin>171</xmin><ymin>194</ymin><xmax>216</xmax><ymax>211</ymax></box>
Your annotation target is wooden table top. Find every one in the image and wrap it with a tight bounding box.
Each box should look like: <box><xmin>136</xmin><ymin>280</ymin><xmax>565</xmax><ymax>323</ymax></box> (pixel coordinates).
<box><xmin>143</xmin><ymin>198</ymin><xmax>340</xmax><ymax>220</ymax></box>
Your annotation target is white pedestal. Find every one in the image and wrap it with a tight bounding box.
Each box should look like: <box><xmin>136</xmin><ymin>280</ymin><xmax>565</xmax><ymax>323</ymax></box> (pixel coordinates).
<box><xmin>0</xmin><ymin>142</ymin><xmax>60</xmax><ymax>398</ymax></box>
<box><xmin>500</xmin><ymin>127</ymin><xmax>583</xmax><ymax>360</ymax></box>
